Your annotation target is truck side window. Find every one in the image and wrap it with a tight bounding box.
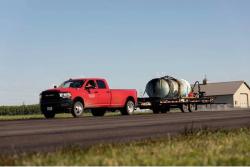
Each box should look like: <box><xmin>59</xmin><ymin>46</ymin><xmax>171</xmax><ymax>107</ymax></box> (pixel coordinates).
<box><xmin>86</xmin><ymin>80</ymin><xmax>96</xmax><ymax>88</ymax></box>
<box><xmin>97</xmin><ymin>80</ymin><xmax>107</xmax><ymax>89</ymax></box>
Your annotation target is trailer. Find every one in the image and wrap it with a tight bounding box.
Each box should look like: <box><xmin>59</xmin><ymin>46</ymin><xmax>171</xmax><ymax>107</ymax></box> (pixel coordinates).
<box><xmin>137</xmin><ymin>80</ymin><xmax>214</xmax><ymax>113</ymax></box>
<box><xmin>138</xmin><ymin>96</ymin><xmax>214</xmax><ymax>113</ymax></box>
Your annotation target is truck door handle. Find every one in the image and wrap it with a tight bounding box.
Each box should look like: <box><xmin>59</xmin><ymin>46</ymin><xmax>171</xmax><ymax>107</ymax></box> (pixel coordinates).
<box><xmin>106</xmin><ymin>91</ymin><xmax>110</xmax><ymax>93</ymax></box>
<box><xmin>94</xmin><ymin>91</ymin><xmax>98</xmax><ymax>93</ymax></box>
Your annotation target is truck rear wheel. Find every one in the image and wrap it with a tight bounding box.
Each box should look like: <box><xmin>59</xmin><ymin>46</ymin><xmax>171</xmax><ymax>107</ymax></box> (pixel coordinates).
<box><xmin>91</xmin><ymin>109</ymin><xmax>106</xmax><ymax>116</ymax></box>
<box><xmin>71</xmin><ymin>101</ymin><xmax>84</xmax><ymax>118</ymax></box>
<box><xmin>121</xmin><ymin>100</ymin><xmax>135</xmax><ymax>115</ymax></box>
<box><xmin>42</xmin><ymin>110</ymin><xmax>55</xmax><ymax>119</ymax></box>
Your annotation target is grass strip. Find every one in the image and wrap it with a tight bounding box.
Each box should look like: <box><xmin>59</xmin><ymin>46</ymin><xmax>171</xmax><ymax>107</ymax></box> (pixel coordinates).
<box><xmin>1</xmin><ymin>128</ymin><xmax>250</xmax><ymax>166</ymax></box>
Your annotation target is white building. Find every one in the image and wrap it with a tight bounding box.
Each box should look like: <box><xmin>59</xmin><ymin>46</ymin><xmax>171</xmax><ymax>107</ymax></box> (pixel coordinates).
<box><xmin>195</xmin><ymin>81</ymin><xmax>250</xmax><ymax>109</ymax></box>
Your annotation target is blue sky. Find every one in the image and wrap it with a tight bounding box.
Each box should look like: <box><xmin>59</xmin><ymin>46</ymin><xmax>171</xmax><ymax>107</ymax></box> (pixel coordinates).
<box><xmin>0</xmin><ymin>0</ymin><xmax>249</xmax><ymax>105</ymax></box>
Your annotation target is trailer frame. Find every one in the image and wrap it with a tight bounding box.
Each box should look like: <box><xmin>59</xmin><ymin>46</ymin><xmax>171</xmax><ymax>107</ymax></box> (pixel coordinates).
<box><xmin>137</xmin><ymin>96</ymin><xmax>214</xmax><ymax>113</ymax></box>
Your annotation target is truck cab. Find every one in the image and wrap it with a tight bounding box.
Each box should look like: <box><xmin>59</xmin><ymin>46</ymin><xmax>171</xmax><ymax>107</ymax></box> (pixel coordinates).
<box><xmin>40</xmin><ymin>78</ymin><xmax>137</xmax><ymax>118</ymax></box>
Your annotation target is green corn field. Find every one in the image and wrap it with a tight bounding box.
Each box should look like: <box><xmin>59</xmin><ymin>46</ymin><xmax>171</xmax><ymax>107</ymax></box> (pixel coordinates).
<box><xmin>0</xmin><ymin>104</ymin><xmax>41</xmax><ymax>115</ymax></box>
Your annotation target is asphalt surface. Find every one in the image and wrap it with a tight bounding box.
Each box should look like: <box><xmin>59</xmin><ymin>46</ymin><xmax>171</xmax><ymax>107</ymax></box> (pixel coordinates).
<box><xmin>0</xmin><ymin>110</ymin><xmax>250</xmax><ymax>154</ymax></box>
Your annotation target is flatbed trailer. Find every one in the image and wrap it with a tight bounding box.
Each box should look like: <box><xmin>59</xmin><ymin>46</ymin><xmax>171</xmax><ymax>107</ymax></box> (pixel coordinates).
<box><xmin>137</xmin><ymin>96</ymin><xmax>214</xmax><ymax>113</ymax></box>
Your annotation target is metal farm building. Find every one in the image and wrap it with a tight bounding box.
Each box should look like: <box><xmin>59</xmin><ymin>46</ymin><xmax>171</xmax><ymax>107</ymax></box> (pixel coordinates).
<box><xmin>196</xmin><ymin>81</ymin><xmax>250</xmax><ymax>109</ymax></box>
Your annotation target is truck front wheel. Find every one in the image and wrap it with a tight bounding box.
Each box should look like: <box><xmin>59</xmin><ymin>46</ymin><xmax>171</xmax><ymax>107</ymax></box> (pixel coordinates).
<box><xmin>71</xmin><ymin>101</ymin><xmax>84</xmax><ymax>117</ymax></box>
<box><xmin>121</xmin><ymin>100</ymin><xmax>135</xmax><ymax>115</ymax></box>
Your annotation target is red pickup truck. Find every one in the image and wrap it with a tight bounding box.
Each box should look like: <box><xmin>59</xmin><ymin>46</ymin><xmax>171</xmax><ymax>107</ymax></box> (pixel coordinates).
<box><xmin>40</xmin><ymin>78</ymin><xmax>137</xmax><ymax>118</ymax></box>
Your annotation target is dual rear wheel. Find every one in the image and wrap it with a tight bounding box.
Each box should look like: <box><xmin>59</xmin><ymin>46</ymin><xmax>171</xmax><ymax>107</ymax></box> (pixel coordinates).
<box><xmin>91</xmin><ymin>99</ymin><xmax>135</xmax><ymax>116</ymax></box>
<box><xmin>120</xmin><ymin>100</ymin><xmax>135</xmax><ymax>115</ymax></box>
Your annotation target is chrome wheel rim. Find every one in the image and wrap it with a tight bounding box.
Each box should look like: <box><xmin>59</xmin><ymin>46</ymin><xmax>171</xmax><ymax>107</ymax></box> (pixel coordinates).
<box><xmin>74</xmin><ymin>102</ymin><xmax>83</xmax><ymax>116</ymax></box>
<box><xmin>182</xmin><ymin>104</ymin><xmax>189</xmax><ymax>112</ymax></box>
<box><xmin>189</xmin><ymin>104</ymin><xmax>195</xmax><ymax>112</ymax></box>
<box><xmin>127</xmin><ymin>101</ymin><xmax>135</xmax><ymax>114</ymax></box>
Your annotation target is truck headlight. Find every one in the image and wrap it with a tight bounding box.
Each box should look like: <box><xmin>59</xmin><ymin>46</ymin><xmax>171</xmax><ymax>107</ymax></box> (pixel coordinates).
<box><xmin>59</xmin><ymin>92</ymin><xmax>72</xmax><ymax>98</ymax></box>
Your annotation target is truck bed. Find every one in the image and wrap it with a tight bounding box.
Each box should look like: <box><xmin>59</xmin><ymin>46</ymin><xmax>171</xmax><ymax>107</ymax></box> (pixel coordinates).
<box><xmin>110</xmin><ymin>89</ymin><xmax>137</xmax><ymax>107</ymax></box>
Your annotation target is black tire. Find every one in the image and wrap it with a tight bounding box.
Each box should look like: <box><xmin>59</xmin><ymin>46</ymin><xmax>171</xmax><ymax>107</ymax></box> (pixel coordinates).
<box><xmin>188</xmin><ymin>104</ymin><xmax>196</xmax><ymax>112</ymax></box>
<box><xmin>71</xmin><ymin>101</ymin><xmax>84</xmax><ymax>118</ymax></box>
<box><xmin>160</xmin><ymin>110</ymin><xmax>166</xmax><ymax>113</ymax></box>
<box><xmin>121</xmin><ymin>100</ymin><xmax>135</xmax><ymax>115</ymax></box>
<box><xmin>160</xmin><ymin>106</ymin><xmax>170</xmax><ymax>113</ymax></box>
<box><xmin>153</xmin><ymin>110</ymin><xmax>160</xmax><ymax>114</ymax></box>
<box><xmin>180</xmin><ymin>104</ymin><xmax>189</xmax><ymax>113</ymax></box>
<box><xmin>42</xmin><ymin>110</ymin><xmax>55</xmax><ymax>119</ymax></box>
<box><xmin>91</xmin><ymin>109</ymin><xmax>106</xmax><ymax>116</ymax></box>
<box><xmin>152</xmin><ymin>104</ymin><xmax>160</xmax><ymax>114</ymax></box>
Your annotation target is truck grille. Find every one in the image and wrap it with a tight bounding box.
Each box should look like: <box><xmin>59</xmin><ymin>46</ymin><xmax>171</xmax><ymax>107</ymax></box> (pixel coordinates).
<box><xmin>41</xmin><ymin>91</ymin><xmax>60</xmax><ymax>103</ymax></box>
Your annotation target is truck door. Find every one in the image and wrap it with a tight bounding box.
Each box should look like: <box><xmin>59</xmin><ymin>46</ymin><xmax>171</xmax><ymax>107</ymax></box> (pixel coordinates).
<box><xmin>84</xmin><ymin>80</ymin><xmax>98</xmax><ymax>107</ymax></box>
<box><xmin>95</xmin><ymin>79</ymin><xmax>111</xmax><ymax>107</ymax></box>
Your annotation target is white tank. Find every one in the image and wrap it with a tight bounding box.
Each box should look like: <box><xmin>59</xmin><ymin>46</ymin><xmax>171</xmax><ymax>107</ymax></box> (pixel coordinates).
<box><xmin>145</xmin><ymin>76</ymin><xmax>191</xmax><ymax>98</ymax></box>
<box><xmin>146</xmin><ymin>78</ymin><xmax>170</xmax><ymax>98</ymax></box>
<box><xmin>179</xmin><ymin>79</ymin><xmax>191</xmax><ymax>97</ymax></box>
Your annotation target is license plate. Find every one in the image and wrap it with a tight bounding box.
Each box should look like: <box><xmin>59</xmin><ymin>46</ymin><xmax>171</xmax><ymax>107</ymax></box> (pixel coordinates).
<box><xmin>47</xmin><ymin>107</ymin><xmax>53</xmax><ymax>111</ymax></box>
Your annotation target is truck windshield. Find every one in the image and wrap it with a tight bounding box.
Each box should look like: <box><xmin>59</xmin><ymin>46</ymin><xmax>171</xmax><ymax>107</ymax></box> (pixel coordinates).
<box><xmin>59</xmin><ymin>80</ymin><xmax>85</xmax><ymax>88</ymax></box>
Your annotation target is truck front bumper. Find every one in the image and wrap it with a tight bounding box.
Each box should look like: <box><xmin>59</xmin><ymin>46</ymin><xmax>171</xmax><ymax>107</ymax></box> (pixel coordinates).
<box><xmin>40</xmin><ymin>98</ymin><xmax>73</xmax><ymax>113</ymax></box>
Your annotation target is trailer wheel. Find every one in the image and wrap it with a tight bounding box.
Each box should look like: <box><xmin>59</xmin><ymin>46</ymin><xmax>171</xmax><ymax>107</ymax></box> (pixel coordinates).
<box><xmin>71</xmin><ymin>101</ymin><xmax>84</xmax><ymax>117</ymax></box>
<box><xmin>160</xmin><ymin>110</ymin><xmax>166</xmax><ymax>113</ymax></box>
<box><xmin>180</xmin><ymin>104</ymin><xmax>189</xmax><ymax>113</ymax></box>
<box><xmin>188</xmin><ymin>104</ymin><xmax>196</xmax><ymax>112</ymax></box>
<box><xmin>152</xmin><ymin>109</ymin><xmax>160</xmax><ymax>114</ymax></box>
<box><xmin>151</xmin><ymin>104</ymin><xmax>160</xmax><ymax>114</ymax></box>
<box><xmin>91</xmin><ymin>109</ymin><xmax>106</xmax><ymax>116</ymax></box>
<box><xmin>161</xmin><ymin>106</ymin><xmax>170</xmax><ymax>113</ymax></box>
<box><xmin>121</xmin><ymin>100</ymin><xmax>135</xmax><ymax>115</ymax></box>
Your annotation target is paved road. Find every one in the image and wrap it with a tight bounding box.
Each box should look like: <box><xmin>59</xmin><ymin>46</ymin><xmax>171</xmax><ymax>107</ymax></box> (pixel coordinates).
<box><xmin>0</xmin><ymin>110</ymin><xmax>250</xmax><ymax>154</ymax></box>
